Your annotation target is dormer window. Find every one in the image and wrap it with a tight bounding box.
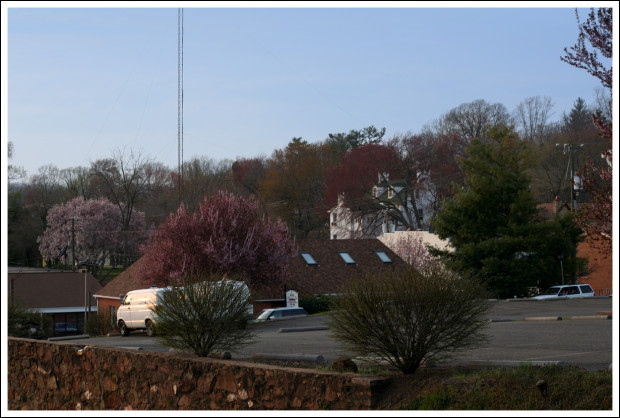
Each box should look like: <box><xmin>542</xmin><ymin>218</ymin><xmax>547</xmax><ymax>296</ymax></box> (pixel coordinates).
<box><xmin>387</xmin><ymin>188</ymin><xmax>394</xmax><ymax>199</ymax></box>
<box><xmin>339</xmin><ymin>252</ymin><xmax>356</xmax><ymax>265</ymax></box>
<box><xmin>300</xmin><ymin>252</ymin><xmax>318</xmax><ymax>266</ymax></box>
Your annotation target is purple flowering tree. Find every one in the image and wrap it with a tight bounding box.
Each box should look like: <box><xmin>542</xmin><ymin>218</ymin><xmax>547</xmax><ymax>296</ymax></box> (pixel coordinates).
<box><xmin>37</xmin><ymin>197</ymin><xmax>147</xmax><ymax>269</ymax></box>
<box><xmin>138</xmin><ymin>191</ymin><xmax>297</xmax><ymax>294</ymax></box>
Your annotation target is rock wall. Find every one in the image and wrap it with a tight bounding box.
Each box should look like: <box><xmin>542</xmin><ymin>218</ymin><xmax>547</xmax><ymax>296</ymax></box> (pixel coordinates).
<box><xmin>8</xmin><ymin>338</ymin><xmax>389</xmax><ymax>410</ymax></box>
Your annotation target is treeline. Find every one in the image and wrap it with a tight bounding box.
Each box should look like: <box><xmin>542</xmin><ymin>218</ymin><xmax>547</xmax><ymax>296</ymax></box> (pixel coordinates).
<box><xmin>7</xmin><ymin>95</ymin><xmax>610</xmax><ymax>268</ymax></box>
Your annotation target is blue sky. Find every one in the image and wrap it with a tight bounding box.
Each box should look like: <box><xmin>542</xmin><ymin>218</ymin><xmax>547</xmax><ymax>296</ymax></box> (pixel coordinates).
<box><xmin>3</xmin><ymin>2</ymin><xmax>615</xmax><ymax>177</ymax></box>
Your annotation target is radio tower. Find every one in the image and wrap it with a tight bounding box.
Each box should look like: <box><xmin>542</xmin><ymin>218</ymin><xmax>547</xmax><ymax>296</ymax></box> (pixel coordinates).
<box><xmin>177</xmin><ymin>7</ymin><xmax>184</xmax><ymax>206</ymax></box>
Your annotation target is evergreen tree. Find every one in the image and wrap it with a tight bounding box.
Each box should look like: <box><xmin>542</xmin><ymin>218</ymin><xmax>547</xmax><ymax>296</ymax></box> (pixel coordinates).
<box><xmin>563</xmin><ymin>97</ymin><xmax>592</xmax><ymax>132</ymax></box>
<box><xmin>430</xmin><ymin>126</ymin><xmax>583</xmax><ymax>298</ymax></box>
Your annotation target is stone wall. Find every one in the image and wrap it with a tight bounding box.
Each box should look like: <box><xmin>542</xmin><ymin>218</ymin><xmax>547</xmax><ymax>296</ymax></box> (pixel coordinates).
<box><xmin>8</xmin><ymin>338</ymin><xmax>389</xmax><ymax>410</ymax></box>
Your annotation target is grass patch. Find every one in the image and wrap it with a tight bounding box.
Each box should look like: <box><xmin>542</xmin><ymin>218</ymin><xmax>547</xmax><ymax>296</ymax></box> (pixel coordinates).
<box><xmin>384</xmin><ymin>364</ymin><xmax>612</xmax><ymax>410</ymax></box>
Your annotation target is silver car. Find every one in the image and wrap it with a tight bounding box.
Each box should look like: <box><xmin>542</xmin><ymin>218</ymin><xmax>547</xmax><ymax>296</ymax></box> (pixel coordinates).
<box><xmin>532</xmin><ymin>284</ymin><xmax>595</xmax><ymax>299</ymax></box>
<box><xmin>253</xmin><ymin>307</ymin><xmax>308</xmax><ymax>322</ymax></box>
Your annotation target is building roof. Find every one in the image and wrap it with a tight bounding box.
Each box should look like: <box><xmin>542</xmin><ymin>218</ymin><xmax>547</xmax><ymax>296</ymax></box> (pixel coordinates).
<box><xmin>281</xmin><ymin>238</ymin><xmax>408</xmax><ymax>298</ymax></box>
<box><xmin>95</xmin><ymin>238</ymin><xmax>408</xmax><ymax>302</ymax></box>
<box><xmin>94</xmin><ymin>259</ymin><xmax>148</xmax><ymax>300</ymax></box>
<box><xmin>8</xmin><ymin>270</ymin><xmax>102</xmax><ymax>313</ymax></box>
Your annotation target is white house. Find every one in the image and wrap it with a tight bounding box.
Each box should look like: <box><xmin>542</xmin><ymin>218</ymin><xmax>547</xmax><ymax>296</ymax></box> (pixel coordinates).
<box><xmin>328</xmin><ymin>172</ymin><xmax>436</xmax><ymax>240</ymax></box>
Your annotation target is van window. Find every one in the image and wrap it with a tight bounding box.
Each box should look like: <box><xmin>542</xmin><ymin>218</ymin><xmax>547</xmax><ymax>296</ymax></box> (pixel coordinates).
<box><xmin>579</xmin><ymin>285</ymin><xmax>593</xmax><ymax>294</ymax></box>
<box><xmin>271</xmin><ymin>310</ymin><xmax>282</xmax><ymax>319</ymax></box>
<box><xmin>567</xmin><ymin>286</ymin><xmax>580</xmax><ymax>295</ymax></box>
<box><xmin>123</xmin><ymin>295</ymin><xmax>133</xmax><ymax>305</ymax></box>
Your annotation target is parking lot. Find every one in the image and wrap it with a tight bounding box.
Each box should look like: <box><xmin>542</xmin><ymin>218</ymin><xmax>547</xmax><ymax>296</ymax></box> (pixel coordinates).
<box><xmin>57</xmin><ymin>297</ymin><xmax>614</xmax><ymax>371</ymax></box>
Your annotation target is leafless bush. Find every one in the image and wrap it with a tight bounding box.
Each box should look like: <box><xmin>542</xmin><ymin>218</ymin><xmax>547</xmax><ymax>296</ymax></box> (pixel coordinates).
<box><xmin>153</xmin><ymin>272</ymin><xmax>255</xmax><ymax>357</ymax></box>
<box><xmin>328</xmin><ymin>265</ymin><xmax>491</xmax><ymax>374</ymax></box>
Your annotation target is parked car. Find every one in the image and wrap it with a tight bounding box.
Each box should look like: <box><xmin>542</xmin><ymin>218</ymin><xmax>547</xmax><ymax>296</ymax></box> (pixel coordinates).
<box><xmin>253</xmin><ymin>307</ymin><xmax>308</xmax><ymax>322</ymax></box>
<box><xmin>117</xmin><ymin>287</ymin><xmax>165</xmax><ymax>337</ymax></box>
<box><xmin>532</xmin><ymin>284</ymin><xmax>595</xmax><ymax>299</ymax></box>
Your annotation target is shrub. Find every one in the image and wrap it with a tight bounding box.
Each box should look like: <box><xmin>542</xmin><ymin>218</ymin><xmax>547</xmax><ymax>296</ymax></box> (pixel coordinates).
<box><xmin>85</xmin><ymin>311</ymin><xmax>115</xmax><ymax>336</ymax></box>
<box><xmin>152</xmin><ymin>272</ymin><xmax>255</xmax><ymax>357</ymax></box>
<box><xmin>8</xmin><ymin>301</ymin><xmax>52</xmax><ymax>339</ymax></box>
<box><xmin>299</xmin><ymin>294</ymin><xmax>336</xmax><ymax>315</ymax></box>
<box><xmin>328</xmin><ymin>264</ymin><xmax>491</xmax><ymax>374</ymax></box>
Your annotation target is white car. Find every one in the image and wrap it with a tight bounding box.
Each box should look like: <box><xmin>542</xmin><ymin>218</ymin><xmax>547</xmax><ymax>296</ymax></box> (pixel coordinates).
<box><xmin>532</xmin><ymin>284</ymin><xmax>595</xmax><ymax>299</ymax></box>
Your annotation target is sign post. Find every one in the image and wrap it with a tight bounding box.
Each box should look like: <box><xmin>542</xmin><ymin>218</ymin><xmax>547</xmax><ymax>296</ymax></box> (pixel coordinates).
<box><xmin>286</xmin><ymin>290</ymin><xmax>299</xmax><ymax>308</ymax></box>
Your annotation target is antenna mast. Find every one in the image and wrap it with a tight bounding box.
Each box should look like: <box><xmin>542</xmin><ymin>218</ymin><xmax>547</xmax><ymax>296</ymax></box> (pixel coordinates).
<box><xmin>177</xmin><ymin>7</ymin><xmax>184</xmax><ymax>206</ymax></box>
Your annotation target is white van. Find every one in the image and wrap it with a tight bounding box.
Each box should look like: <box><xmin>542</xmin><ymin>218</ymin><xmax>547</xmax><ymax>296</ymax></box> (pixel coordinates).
<box><xmin>117</xmin><ymin>287</ymin><xmax>166</xmax><ymax>337</ymax></box>
<box><xmin>117</xmin><ymin>280</ymin><xmax>254</xmax><ymax>337</ymax></box>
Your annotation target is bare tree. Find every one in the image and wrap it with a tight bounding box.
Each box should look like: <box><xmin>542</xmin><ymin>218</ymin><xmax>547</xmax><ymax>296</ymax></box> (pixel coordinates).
<box><xmin>23</xmin><ymin>164</ymin><xmax>67</xmax><ymax>226</ymax></box>
<box><xmin>512</xmin><ymin>95</ymin><xmax>554</xmax><ymax>143</ymax></box>
<box><xmin>437</xmin><ymin>99</ymin><xmax>510</xmax><ymax>140</ymax></box>
<box><xmin>60</xmin><ymin>166</ymin><xmax>93</xmax><ymax>200</ymax></box>
<box><xmin>8</xmin><ymin>141</ymin><xmax>27</xmax><ymax>183</ymax></box>
<box><xmin>90</xmin><ymin>149</ymin><xmax>157</xmax><ymax>265</ymax></box>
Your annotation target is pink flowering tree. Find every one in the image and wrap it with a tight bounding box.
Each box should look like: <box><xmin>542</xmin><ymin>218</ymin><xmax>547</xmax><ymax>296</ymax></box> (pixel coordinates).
<box><xmin>37</xmin><ymin>197</ymin><xmax>147</xmax><ymax>268</ymax></box>
<box><xmin>137</xmin><ymin>191</ymin><xmax>297</xmax><ymax>293</ymax></box>
<box><xmin>391</xmin><ymin>234</ymin><xmax>438</xmax><ymax>274</ymax></box>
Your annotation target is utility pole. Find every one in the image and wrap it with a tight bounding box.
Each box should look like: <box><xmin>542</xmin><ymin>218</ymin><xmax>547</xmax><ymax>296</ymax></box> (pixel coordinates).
<box><xmin>556</xmin><ymin>143</ymin><xmax>584</xmax><ymax>284</ymax></box>
<box><xmin>71</xmin><ymin>217</ymin><xmax>76</xmax><ymax>272</ymax></box>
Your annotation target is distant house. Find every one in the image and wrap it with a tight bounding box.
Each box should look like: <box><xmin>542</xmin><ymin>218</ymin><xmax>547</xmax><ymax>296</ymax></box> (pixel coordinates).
<box><xmin>94</xmin><ymin>238</ymin><xmax>408</xmax><ymax>318</ymax></box>
<box><xmin>8</xmin><ymin>267</ymin><xmax>102</xmax><ymax>337</ymax></box>
<box><xmin>328</xmin><ymin>173</ymin><xmax>435</xmax><ymax>240</ymax></box>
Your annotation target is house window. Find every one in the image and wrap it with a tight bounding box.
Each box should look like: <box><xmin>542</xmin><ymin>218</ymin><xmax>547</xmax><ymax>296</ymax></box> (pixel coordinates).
<box><xmin>375</xmin><ymin>251</ymin><xmax>392</xmax><ymax>264</ymax></box>
<box><xmin>300</xmin><ymin>252</ymin><xmax>318</xmax><ymax>266</ymax></box>
<box><xmin>338</xmin><ymin>252</ymin><xmax>356</xmax><ymax>265</ymax></box>
<box><xmin>332</xmin><ymin>212</ymin><xmax>337</xmax><ymax>222</ymax></box>
<box><xmin>372</xmin><ymin>186</ymin><xmax>378</xmax><ymax>198</ymax></box>
<box><xmin>388</xmin><ymin>188</ymin><xmax>394</xmax><ymax>199</ymax></box>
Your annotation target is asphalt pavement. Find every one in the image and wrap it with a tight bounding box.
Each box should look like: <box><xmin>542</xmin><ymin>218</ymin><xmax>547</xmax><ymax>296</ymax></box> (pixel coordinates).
<box><xmin>52</xmin><ymin>297</ymin><xmax>614</xmax><ymax>371</ymax></box>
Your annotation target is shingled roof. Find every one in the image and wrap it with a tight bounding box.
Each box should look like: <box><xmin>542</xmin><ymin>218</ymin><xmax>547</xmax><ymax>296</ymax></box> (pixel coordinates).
<box><xmin>8</xmin><ymin>269</ymin><xmax>102</xmax><ymax>313</ymax></box>
<box><xmin>95</xmin><ymin>238</ymin><xmax>408</xmax><ymax>301</ymax></box>
<box><xmin>93</xmin><ymin>258</ymin><xmax>149</xmax><ymax>300</ymax></box>
<box><xmin>279</xmin><ymin>238</ymin><xmax>407</xmax><ymax>299</ymax></box>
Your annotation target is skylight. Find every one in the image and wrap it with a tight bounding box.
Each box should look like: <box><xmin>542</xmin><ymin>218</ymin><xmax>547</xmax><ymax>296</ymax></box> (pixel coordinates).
<box><xmin>300</xmin><ymin>252</ymin><xmax>318</xmax><ymax>265</ymax></box>
<box><xmin>375</xmin><ymin>251</ymin><xmax>392</xmax><ymax>263</ymax></box>
<box><xmin>339</xmin><ymin>252</ymin><xmax>356</xmax><ymax>265</ymax></box>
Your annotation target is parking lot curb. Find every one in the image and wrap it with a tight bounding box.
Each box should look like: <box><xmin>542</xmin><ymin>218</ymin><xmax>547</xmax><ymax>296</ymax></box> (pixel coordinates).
<box><xmin>524</xmin><ymin>316</ymin><xmax>562</xmax><ymax>321</ymax></box>
<box><xmin>468</xmin><ymin>360</ymin><xmax>565</xmax><ymax>367</ymax></box>
<box><xmin>278</xmin><ymin>326</ymin><xmax>330</xmax><ymax>333</ymax></box>
<box><xmin>48</xmin><ymin>334</ymin><xmax>90</xmax><ymax>341</ymax></box>
<box><xmin>566</xmin><ymin>315</ymin><xmax>611</xmax><ymax>320</ymax></box>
